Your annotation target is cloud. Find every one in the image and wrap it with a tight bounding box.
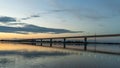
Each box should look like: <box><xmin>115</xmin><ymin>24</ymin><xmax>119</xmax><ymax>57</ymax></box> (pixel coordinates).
<box><xmin>0</xmin><ymin>16</ymin><xmax>17</xmax><ymax>23</ymax></box>
<box><xmin>21</xmin><ymin>14</ymin><xmax>40</xmax><ymax>20</ymax></box>
<box><xmin>0</xmin><ymin>15</ymin><xmax>40</xmax><ymax>23</ymax></box>
<box><xmin>31</xmin><ymin>15</ymin><xmax>40</xmax><ymax>17</ymax></box>
<box><xmin>102</xmin><ymin>0</ymin><xmax>120</xmax><ymax>15</ymax></box>
<box><xmin>47</xmin><ymin>9</ymin><xmax>111</xmax><ymax>20</ymax></box>
<box><xmin>0</xmin><ymin>16</ymin><xmax>83</xmax><ymax>34</ymax></box>
<box><xmin>0</xmin><ymin>23</ymin><xmax>83</xmax><ymax>34</ymax></box>
<box><xmin>46</xmin><ymin>0</ymin><xmax>120</xmax><ymax>20</ymax></box>
<box><xmin>7</xmin><ymin>22</ymin><xmax>27</xmax><ymax>25</ymax></box>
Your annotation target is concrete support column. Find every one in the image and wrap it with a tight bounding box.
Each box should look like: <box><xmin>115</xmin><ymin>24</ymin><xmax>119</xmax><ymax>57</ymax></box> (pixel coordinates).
<box><xmin>41</xmin><ymin>39</ymin><xmax>43</xmax><ymax>46</ymax></box>
<box><xmin>50</xmin><ymin>39</ymin><xmax>52</xmax><ymax>47</ymax></box>
<box><xmin>84</xmin><ymin>37</ymin><xmax>87</xmax><ymax>51</ymax></box>
<box><xmin>63</xmin><ymin>38</ymin><xmax>66</xmax><ymax>48</ymax></box>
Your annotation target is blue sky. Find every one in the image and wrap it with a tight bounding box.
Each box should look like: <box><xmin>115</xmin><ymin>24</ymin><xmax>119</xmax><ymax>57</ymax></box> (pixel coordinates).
<box><xmin>0</xmin><ymin>0</ymin><xmax>120</xmax><ymax>38</ymax></box>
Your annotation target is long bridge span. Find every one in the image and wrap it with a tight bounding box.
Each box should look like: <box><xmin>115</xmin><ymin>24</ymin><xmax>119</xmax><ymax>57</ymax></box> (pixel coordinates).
<box><xmin>1</xmin><ymin>34</ymin><xmax>120</xmax><ymax>51</ymax></box>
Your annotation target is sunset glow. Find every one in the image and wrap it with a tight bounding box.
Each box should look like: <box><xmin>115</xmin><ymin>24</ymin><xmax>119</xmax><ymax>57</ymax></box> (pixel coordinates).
<box><xmin>0</xmin><ymin>0</ymin><xmax>119</xmax><ymax>39</ymax></box>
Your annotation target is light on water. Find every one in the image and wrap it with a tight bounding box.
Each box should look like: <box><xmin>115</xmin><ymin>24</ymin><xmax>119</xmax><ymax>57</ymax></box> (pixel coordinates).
<box><xmin>0</xmin><ymin>0</ymin><xmax>120</xmax><ymax>68</ymax></box>
<box><xmin>0</xmin><ymin>43</ymin><xmax>119</xmax><ymax>68</ymax></box>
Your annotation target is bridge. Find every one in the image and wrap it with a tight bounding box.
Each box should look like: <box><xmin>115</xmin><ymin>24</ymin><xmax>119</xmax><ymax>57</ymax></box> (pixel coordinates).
<box><xmin>1</xmin><ymin>34</ymin><xmax>120</xmax><ymax>51</ymax></box>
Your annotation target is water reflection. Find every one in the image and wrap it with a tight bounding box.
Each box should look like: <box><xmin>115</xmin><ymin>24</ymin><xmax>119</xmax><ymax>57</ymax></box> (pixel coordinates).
<box><xmin>25</xmin><ymin>42</ymin><xmax>120</xmax><ymax>55</ymax></box>
<box><xmin>0</xmin><ymin>43</ymin><xmax>119</xmax><ymax>68</ymax></box>
<box><xmin>0</xmin><ymin>57</ymin><xmax>15</xmax><ymax>68</ymax></box>
<box><xmin>0</xmin><ymin>58</ymin><xmax>14</xmax><ymax>64</ymax></box>
<box><xmin>0</xmin><ymin>50</ymin><xmax>72</xmax><ymax>58</ymax></box>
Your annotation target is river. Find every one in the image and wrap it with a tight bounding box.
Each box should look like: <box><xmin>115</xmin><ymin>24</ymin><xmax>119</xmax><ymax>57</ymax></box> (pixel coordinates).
<box><xmin>0</xmin><ymin>43</ymin><xmax>119</xmax><ymax>68</ymax></box>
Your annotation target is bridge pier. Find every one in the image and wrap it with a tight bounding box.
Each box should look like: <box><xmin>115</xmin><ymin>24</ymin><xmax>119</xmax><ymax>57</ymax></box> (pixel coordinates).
<box><xmin>63</xmin><ymin>38</ymin><xmax>66</xmax><ymax>48</ymax></box>
<box><xmin>50</xmin><ymin>39</ymin><xmax>52</xmax><ymax>47</ymax></box>
<box><xmin>31</xmin><ymin>39</ymin><xmax>36</xmax><ymax>45</ymax></box>
<box><xmin>41</xmin><ymin>39</ymin><xmax>43</xmax><ymax>46</ymax></box>
<box><xmin>84</xmin><ymin>37</ymin><xmax>87</xmax><ymax>51</ymax></box>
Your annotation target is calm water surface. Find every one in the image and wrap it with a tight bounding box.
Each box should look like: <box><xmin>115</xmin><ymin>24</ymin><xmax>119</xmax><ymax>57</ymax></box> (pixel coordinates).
<box><xmin>0</xmin><ymin>43</ymin><xmax>120</xmax><ymax>68</ymax></box>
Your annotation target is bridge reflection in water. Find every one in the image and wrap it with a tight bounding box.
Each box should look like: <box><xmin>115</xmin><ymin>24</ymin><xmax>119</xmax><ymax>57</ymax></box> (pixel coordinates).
<box><xmin>0</xmin><ymin>43</ymin><xmax>119</xmax><ymax>68</ymax></box>
<box><xmin>1</xmin><ymin>34</ymin><xmax>120</xmax><ymax>55</ymax></box>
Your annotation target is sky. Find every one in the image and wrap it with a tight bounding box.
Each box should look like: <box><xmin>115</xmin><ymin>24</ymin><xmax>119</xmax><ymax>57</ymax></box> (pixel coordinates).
<box><xmin>0</xmin><ymin>0</ymin><xmax>120</xmax><ymax>39</ymax></box>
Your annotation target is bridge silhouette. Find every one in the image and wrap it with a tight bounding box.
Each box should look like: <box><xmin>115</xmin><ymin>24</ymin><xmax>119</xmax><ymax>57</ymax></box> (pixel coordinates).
<box><xmin>1</xmin><ymin>34</ymin><xmax>120</xmax><ymax>52</ymax></box>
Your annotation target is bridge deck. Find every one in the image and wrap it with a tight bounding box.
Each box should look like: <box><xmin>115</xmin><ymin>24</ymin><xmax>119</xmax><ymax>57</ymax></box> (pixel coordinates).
<box><xmin>34</xmin><ymin>34</ymin><xmax>120</xmax><ymax>39</ymax></box>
